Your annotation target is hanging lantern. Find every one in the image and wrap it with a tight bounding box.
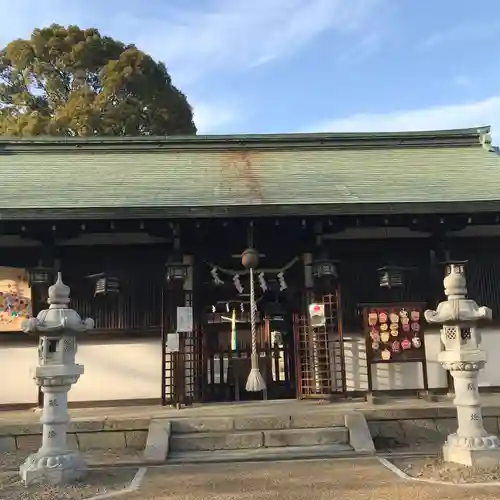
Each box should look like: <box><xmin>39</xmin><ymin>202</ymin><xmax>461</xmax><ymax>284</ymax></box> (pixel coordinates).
<box><xmin>95</xmin><ymin>276</ymin><xmax>120</xmax><ymax>296</ymax></box>
<box><xmin>165</xmin><ymin>262</ymin><xmax>189</xmax><ymax>282</ymax></box>
<box><xmin>312</xmin><ymin>258</ymin><xmax>338</xmax><ymax>279</ymax></box>
<box><xmin>88</xmin><ymin>273</ymin><xmax>120</xmax><ymax>296</ymax></box>
<box><xmin>266</xmin><ymin>302</ymin><xmax>286</xmax><ymax>323</ymax></box>
<box><xmin>377</xmin><ymin>265</ymin><xmax>407</xmax><ymax>288</ymax></box>
<box><xmin>28</xmin><ymin>266</ymin><xmax>52</xmax><ymax>286</ymax></box>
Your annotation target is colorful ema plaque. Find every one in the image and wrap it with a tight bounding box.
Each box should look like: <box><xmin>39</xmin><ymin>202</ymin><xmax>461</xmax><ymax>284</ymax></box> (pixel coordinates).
<box><xmin>0</xmin><ymin>267</ymin><xmax>32</xmax><ymax>332</ymax></box>
<box><xmin>361</xmin><ymin>302</ymin><xmax>429</xmax><ymax>396</ymax></box>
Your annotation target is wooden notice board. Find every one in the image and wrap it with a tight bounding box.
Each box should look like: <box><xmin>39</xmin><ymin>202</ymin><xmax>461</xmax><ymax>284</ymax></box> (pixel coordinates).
<box><xmin>361</xmin><ymin>302</ymin><xmax>428</xmax><ymax>396</ymax></box>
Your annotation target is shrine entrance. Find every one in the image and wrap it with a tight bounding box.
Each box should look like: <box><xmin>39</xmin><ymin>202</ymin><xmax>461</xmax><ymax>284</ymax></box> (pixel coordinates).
<box><xmin>199</xmin><ymin>251</ymin><xmax>302</xmax><ymax>403</ymax></box>
<box><xmin>202</xmin><ymin>288</ymin><xmax>297</xmax><ymax>402</ymax></box>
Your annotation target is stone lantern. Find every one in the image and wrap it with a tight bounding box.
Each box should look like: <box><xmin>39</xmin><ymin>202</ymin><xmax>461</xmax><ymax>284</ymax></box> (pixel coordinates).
<box><xmin>425</xmin><ymin>261</ymin><xmax>500</xmax><ymax>467</ymax></box>
<box><xmin>19</xmin><ymin>273</ymin><xmax>94</xmax><ymax>486</ymax></box>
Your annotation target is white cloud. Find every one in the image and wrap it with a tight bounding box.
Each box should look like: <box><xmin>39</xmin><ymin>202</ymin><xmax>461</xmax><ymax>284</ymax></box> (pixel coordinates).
<box><xmin>0</xmin><ymin>0</ymin><xmax>384</xmax><ymax>78</ymax></box>
<box><xmin>0</xmin><ymin>0</ymin><xmax>386</xmax><ymax>133</ymax></box>
<box><xmin>191</xmin><ymin>99</ymin><xmax>242</xmax><ymax>135</ymax></box>
<box><xmin>132</xmin><ymin>0</ymin><xmax>386</xmax><ymax>85</ymax></box>
<box><xmin>419</xmin><ymin>20</ymin><xmax>500</xmax><ymax>51</ymax></box>
<box><xmin>306</xmin><ymin>96</ymin><xmax>500</xmax><ymax>144</ymax></box>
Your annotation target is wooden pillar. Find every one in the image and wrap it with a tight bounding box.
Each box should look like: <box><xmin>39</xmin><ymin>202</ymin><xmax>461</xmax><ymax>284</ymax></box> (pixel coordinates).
<box><xmin>182</xmin><ymin>254</ymin><xmax>195</xmax><ymax>406</ymax></box>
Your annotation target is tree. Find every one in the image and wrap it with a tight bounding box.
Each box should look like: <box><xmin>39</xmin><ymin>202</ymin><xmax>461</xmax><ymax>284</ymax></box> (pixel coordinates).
<box><xmin>0</xmin><ymin>25</ymin><xmax>197</xmax><ymax>136</ymax></box>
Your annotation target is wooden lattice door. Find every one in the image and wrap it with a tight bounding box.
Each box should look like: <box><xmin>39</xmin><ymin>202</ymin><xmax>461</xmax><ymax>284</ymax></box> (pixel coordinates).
<box><xmin>294</xmin><ymin>291</ymin><xmax>346</xmax><ymax>399</ymax></box>
<box><xmin>161</xmin><ymin>284</ymin><xmax>203</xmax><ymax>407</ymax></box>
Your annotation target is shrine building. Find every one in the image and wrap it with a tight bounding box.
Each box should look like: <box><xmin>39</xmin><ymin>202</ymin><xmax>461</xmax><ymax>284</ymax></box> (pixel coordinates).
<box><xmin>1</xmin><ymin>126</ymin><xmax>500</xmax><ymax>408</ymax></box>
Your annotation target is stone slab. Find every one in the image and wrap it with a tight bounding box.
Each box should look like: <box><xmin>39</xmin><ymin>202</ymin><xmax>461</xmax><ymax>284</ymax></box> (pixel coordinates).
<box><xmin>68</xmin><ymin>419</ymin><xmax>105</xmax><ymax>433</ymax></box>
<box><xmin>483</xmin><ymin>416</ymin><xmax>500</xmax><ymax>435</ymax></box>
<box><xmin>0</xmin><ymin>424</ymin><xmax>40</xmax><ymax>437</ymax></box>
<box><xmin>104</xmin><ymin>418</ymin><xmax>151</xmax><ymax>431</ymax></box>
<box><xmin>167</xmin><ymin>443</ymin><xmax>355</xmax><ymax>464</ymax></box>
<box><xmin>144</xmin><ymin>419</ymin><xmax>171</xmax><ymax>462</ymax></box>
<box><xmin>344</xmin><ymin>412</ymin><xmax>375</xmax><ymax>454</ymax></box>
<box><xmin>170</xmin><ymin>430</ymin><xmax>264</xmax><ymax>452</ymax></box>
<box><xmin>263</xmin><ymin>427</ymin><xmax>348</xmax><ymax>448</ymax></box>
<box><xmin>77</xmin><ymin>431</ymin><xmax>126</xmax><ymax>450</ymax></box>
<box><xmin>16</xmin><ymin>433</ymin><xmax>78</xmax><ymax>451</ymax></box>
<box><xmin>435</xmin><ymin>418</ymin><xmax>458</xmax><ymax>436</ymax></box>
<box><xmin>0</xmin><ymin>435</ymin><xmax>16</xmax><ymax>452</ymax></box>
<box><xmin>290</xmin><ymin>413</ymin><xmax>345</xmax><ymax>429</ymax></box>
<box><xmin>362</xmin><ymin>408</ymin><xmax>439</xmax><ymax>421</ymax></box>
<box><xmin>234</xmin><ymin>415</ymin><xmax>290</xmax><ymax>431</ymax></box>
<box><xmin>170</xmin><ymin>417</ymin><xmax>234</xmax><ymax>434</ymax></box>
<box><xmin>125</xmin><ymin>430</ymin><xmax>148</xmax><ymax>449</ymax></box>
<box><xmin>16</xmin><ymin>434</ymin><xmax>42</xmax><ymax>451</ymax></box>
<box><xmin>399</xmin><ymin>418</ymin><xmax>440</xmax><ymax>444</ymax></box>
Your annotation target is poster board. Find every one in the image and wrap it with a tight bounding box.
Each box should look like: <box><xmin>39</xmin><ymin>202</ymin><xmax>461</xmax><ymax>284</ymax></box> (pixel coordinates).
<box><xmin>0</xmin><ymin>267</ymin><xmax>31</xmax><ymax>332</ymax></box>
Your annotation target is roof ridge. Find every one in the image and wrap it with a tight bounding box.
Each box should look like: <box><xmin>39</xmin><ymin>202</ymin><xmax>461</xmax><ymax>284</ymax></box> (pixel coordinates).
<box><xmin>0</xmin><ymin>126</ymin><xmax>491</xmax><ymax>152</ymax></box>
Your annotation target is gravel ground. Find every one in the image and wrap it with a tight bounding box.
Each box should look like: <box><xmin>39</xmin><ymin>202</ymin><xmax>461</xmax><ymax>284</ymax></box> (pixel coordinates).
<box><xmin>120</xmin><ymin>459</ymin><xmax>500</xmax><ymax>500</ymax></box>
<box><xmin>0</xmin><ymin>468</ymin><xmax>137</xmax><ymax>500</ymax></box>
<box><xmin>391</xmin><ymin>456</ymin><xmax>500</xmax><ymax>483</ymax></box>
<box><xmin>1</xmin><ymin>448</ymin><xmax>144</xmax><ymax>469</ymax></box>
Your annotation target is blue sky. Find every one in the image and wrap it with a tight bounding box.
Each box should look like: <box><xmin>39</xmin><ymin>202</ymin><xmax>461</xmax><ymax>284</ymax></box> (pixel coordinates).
<box><xmin>3</xmin><ymin>0</ymin><xmax>500</xmax><ymax>140</ymax></box>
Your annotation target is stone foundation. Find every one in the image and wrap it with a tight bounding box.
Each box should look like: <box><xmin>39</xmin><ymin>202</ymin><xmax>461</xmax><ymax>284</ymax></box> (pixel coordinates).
<box><xmin>3</xmin><ymin>406</ymin><xmax>500</xmax><ymax>454</ymax></box>
<box><xmin>0</xmin><ymin>419</ymin><xmax>149</xmax><ymax>453</ymax></box>
<box><xmin>367</xmin><ymin>408</ymin><xmax>500</xmax><ymax>449</ymax></box>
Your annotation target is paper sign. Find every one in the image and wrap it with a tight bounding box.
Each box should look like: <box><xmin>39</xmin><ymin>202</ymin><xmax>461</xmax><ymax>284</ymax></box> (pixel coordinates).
<box><xmin>176</xmin><ymin>306</ymin><xmax>193</xmax><ymax>332</ymax></box>
<box><xmin>308</xmin><ymin>303</ymin><xmax>326</xmax><ymax>327</ymax></box>
<box><xmin>166</xmin><ymin>333</ymin><xmax>180</xmax><ymax>353</ymax></box>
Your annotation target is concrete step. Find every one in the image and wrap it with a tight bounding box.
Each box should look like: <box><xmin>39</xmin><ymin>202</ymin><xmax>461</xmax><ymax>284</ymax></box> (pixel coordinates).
<box><xmin>167</xmin><ymin>444</ymin><xmax>356</xmax><ymax>464</ymax></box>
<box><xmin>169</xmin><ymin>426</ymin><xmax>349</xmax><ymax>452</ymax></box>
<box><xmin>169</xmin><ymin>413</ymin><xmax>346</xmax><ymax>434</ymax></box>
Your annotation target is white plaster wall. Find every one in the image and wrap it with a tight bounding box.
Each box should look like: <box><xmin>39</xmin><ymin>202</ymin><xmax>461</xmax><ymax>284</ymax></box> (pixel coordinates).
<box><xmin>343</xmin><ymin>329</ymin><xmax>447</xmax><ymax>391</ymax></box>
<box><xmin>478</xmin><ymin>329</ymin><xmax>500</xmax><ymax>387</ymax></box>
<box><xmin>0</xmin><ymin>343</ymin><xmax>37</xmax><ymax>405</ymax></box>
<box><xmin>69</xmin><ymin>338</ymin><xmax>162</xmax><ymax>402</ymax></box>
<box><xmin>3</xmin><ymin>329</ymin><xmax>500</xmax><ymax>405</ymax></box>
<box><xmin>0</xmin><ymin>338</ymin><xmax>162</xmax><ymax>405</ymax></box>
<box><xmin>344</xmin><ymin>328</ymin><xmax>500</xmax><ymax>391</ymax></box>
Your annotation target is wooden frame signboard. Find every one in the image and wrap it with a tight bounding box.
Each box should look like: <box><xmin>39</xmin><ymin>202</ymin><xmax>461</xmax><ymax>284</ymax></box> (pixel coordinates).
<box><xmin>361</xmin><ymin>302</ymin><xmax>429</xmax><ymax>396</ymax></box>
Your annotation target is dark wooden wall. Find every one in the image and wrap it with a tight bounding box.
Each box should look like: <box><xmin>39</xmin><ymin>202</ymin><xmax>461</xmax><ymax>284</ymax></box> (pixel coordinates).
<box><xmin>327</xmin><ymin>236</ymin><xmax>500</xmax><ymax>330</ymax></box>
<box><xmin>59</xmin><ymin>244</ymin><xmax>167</xmax><ymax>332</ymax></box>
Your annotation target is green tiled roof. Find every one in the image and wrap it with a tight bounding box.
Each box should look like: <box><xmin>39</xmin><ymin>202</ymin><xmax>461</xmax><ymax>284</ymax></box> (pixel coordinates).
<box><xmin>0</xmin><ymin>126</ymin><xmax>498</xmax><ymax>219</ymax></box>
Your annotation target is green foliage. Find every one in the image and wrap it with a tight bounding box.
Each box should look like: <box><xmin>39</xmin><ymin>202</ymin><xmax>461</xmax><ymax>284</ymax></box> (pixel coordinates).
<box><xmin>0</xmin><ymin>25</ymin><xmax>196</xmax><ymax>136</ymax></box>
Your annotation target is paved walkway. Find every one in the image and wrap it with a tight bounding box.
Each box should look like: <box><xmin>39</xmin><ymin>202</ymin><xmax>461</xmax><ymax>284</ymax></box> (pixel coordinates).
<box><xmin>121</xmin><ymin>458</ymin><xmax>500</xmax><ymax>500</ymax></box>
<box><xmin>2</xmin><ymin>394</ymin><xmax>500</xmax><ymax>426</ymax></box>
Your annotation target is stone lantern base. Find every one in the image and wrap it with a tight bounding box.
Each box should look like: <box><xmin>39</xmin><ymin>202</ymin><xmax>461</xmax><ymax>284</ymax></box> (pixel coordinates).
<box><xmin>20</xmin><ymin>451</ymin><xmax>87</xmax><ymax>486</ymax></box>
<box><xmin>443</xmin><ymin>433</ymin><xmax>500</xmax><ymax>468</ymax></box>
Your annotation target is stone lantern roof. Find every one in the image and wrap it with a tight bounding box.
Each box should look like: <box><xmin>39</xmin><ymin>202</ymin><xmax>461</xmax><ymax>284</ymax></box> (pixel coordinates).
<box><xmin>22</xmin><ymin>273</ymin><xmax>94</xmax><ymax>337</ymax></box>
